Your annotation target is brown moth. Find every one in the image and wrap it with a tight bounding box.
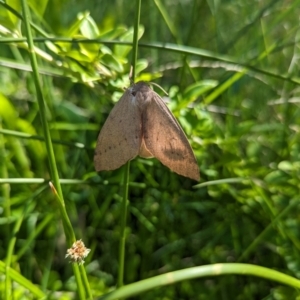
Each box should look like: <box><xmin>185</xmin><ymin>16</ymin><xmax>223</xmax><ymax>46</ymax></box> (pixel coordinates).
<box><xmin>94</xmin><ymin>81</ymin><xmax>200</xmax><ymax>181</ymax></box>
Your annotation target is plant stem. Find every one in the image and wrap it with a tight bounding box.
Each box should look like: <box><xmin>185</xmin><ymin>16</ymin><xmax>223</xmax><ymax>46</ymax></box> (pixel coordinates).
<box><xmin>117</xmin><ymin>0</ymin><xmax>141</xmax><ymax>288</ymax></box>
<box><xmin>20</xmin><ymin>1</ymin><xmax>90</xmax><ymax>298</ymax></box>
<box><xmin>0</xmin><ymin>125</ymin><xmax>11</xmax><ymax>300</ymax></box>
<box><xmin>117</xmin><ymin>162</ymin><xmax>130</xmax><ymax>287</ymax></box>
<box><xmin>130</xmin><ymin>0</ymin><xmax>141</xmax><ymax>81</ymax></box>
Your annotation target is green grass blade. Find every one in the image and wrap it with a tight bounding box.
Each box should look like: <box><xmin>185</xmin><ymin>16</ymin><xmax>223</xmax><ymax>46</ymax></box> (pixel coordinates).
<box><xmin>98</xmin><ymin>263</ymin><xmax>300</xmax><ymax>300</ymax></box>
<box><xmin>0</xmin><ymin>261</ymin><xmax>45</xmax><ymax>298</ymax></box>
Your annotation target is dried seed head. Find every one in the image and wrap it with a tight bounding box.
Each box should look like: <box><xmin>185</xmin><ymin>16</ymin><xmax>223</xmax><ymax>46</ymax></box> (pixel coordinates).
<box><xmin>65</xmin><ymin>240</ymin><xmax>90</xmax><ymax>265</ymax></box>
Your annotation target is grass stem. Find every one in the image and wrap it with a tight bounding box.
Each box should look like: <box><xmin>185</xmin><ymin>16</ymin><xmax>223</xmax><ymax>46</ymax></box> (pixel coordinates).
<box><xmin>117</xmin><ymin>0</ymin><xmax>141</xmax><ymax>288</ymax></box>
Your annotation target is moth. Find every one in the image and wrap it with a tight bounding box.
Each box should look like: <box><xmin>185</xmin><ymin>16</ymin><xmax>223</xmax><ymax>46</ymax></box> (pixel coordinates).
<box><xmin>94</xmin><ymin>81</ymin><xmax>200</xmax><ymax>181</ymax></box>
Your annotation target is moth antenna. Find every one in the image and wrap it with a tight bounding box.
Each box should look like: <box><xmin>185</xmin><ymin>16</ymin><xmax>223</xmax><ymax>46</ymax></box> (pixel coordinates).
<box><xmin>128</xmin><ymin>66</ymin><xmax>134</xmax><ymax>85</ymax></box>
<box><xmin>149</xmin><ymin>82</ymin><xmax>169</xmax><ymax>96</ymax></box>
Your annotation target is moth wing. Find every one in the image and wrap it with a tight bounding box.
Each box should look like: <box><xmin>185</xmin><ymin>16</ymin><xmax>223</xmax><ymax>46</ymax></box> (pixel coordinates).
<box><xmin>142</xmin><ymin>94</ymin><xmax>200</xmax><ymax>181</ymax></box>
<box><xmin>94</xmin><ymin>89</ymin><xmax>141</xmax><ymax>171</ymax></box>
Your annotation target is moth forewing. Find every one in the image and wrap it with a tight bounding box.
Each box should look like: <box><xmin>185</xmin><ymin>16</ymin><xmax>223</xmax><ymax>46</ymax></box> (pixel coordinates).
<box><xmin>141</xmin><ymin>89</ymin><xmax>200</xmax><ymax>181</ymax></box>
<box><xmin>94</xmin><ymin>89</ymin><xmax>142</xmax><ymax>171</ymax></box>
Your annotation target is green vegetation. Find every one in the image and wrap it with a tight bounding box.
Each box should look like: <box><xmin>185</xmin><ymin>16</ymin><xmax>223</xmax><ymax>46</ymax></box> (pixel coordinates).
<box><xmin>1</xmin><ymin>0</ymin><xmax>300</xmax><ymax>299</ymax></box>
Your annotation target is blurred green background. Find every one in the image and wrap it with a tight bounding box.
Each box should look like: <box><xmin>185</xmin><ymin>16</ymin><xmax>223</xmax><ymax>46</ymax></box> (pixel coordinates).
<box><xmin>1</xmin><ymin>0</ymin><xmax>300</xmax><ymax>299</ymax></box>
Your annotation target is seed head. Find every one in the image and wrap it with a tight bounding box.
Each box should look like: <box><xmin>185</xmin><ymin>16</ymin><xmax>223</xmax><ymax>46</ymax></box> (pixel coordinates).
<box><xmin>65</xmin><ymin>240</ymin><xmax>90</xmax><ymax>265</ymax></box>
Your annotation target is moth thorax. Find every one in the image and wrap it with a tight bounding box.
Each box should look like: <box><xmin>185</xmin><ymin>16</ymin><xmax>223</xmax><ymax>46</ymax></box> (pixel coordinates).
<box><xmin>137</xmin><ymin>93</ymin><xmax>151</xmax><ymax>110</ymax></box>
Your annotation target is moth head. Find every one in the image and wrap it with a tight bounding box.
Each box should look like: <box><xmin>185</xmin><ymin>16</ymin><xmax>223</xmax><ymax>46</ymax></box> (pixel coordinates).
<box><xmin>128</xmin><ymin>82</ymin><xmax>151</xmax><ymax>107</ymax></box>
<box><xmin>130</xmin><ymin>81</ymin><xmax>150</xmax><ymax>95</ymax></box>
